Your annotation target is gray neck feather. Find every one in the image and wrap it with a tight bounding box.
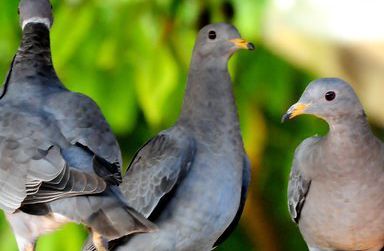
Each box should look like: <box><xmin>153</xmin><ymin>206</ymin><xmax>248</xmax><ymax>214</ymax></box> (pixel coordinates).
<box><xmin>178</xmin><ymin>59</ymin><xmax>241</xmax><ymax>141</ymax></box>
<box><xmin>325</xmin><ymin>113</ymin><xmax>375</xmax><ymax>151</ymax></box>
<box><xmin>304</xmin><ymin>113</ymin><xmax>379</xmax><ymax>177</ymax></box>
<box><xmin>11</xmin><ymin>23</ymin><xmax>58</xmax><ymax>83</ymax></box>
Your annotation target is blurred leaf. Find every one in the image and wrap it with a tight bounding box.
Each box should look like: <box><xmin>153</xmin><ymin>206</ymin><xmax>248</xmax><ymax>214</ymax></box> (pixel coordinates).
<box><xmin>37</xmin><ymin>224</ymin><xmax>87</xmax><ymax>251</ymax></box>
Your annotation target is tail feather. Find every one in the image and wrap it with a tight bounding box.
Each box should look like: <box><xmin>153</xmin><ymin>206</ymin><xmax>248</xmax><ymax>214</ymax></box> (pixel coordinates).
<box><xmin>87</xmin><ymin>203</ymin><xmax>155</xmax><ymax>239</ymax></box>
<box><xmin>49</xmin><ymin>186</ymin><xmax>156</xmax><ymax>240</ymax></box>
<box><xmin>82</xmin><ymin>238</ymin><xmax>97</xmax><ymax>251</ymax></box>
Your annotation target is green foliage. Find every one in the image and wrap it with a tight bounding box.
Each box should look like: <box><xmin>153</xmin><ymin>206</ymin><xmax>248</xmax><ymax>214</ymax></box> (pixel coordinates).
<box><xmin>0</xmin><ymin>0</ymin><xmax>327</xmax><ymax>250</ymax></box>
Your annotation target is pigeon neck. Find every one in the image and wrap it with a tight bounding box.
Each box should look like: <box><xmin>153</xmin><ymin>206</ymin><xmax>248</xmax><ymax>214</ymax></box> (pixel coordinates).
<box><xmin>178</xmin><ymin>61</ymin><xmax>241</xmax><ymax>139</ymax></box>
<box><xmin>326</xmin><ymin>113</ymin><xmax>373</xmax><ymax>145</ymax></box>
<box><xmin>12</xmin><ymin>23</ymin><xmax>58</xmax><ymax>82</ymax></box>
<box><xmin>190</xmin><ymin>53</ymin><xmax>229</xmax><ymax>72</ymax></box>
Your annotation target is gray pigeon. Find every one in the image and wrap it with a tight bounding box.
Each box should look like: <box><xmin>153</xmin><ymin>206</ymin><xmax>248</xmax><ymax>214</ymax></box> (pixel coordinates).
<box><xmin>1</xmin><ymin>1</ymin><xmax>155</xmax><ymax>250</ymax></box>
<box><xmin>282</xmin><ymin>78</ymin><xmax>384</xmax><ymax>251</ymax></box>
<box><xmin>83</xmin><ymin>23</ymin><xmax>253</xmax><ymax>251</ymax></box>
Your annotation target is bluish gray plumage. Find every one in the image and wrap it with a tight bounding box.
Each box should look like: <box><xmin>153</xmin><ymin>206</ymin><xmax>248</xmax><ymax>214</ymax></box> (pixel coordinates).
<box><xmin>1</xmin><ymin>1</ymin><xmax>155</xmax><ymax>250</ymax></box>
<box><xmin>84</xmin><ymin>23</ymin><xmax>253</xmax><ymax>251</ymax></box>
<box><xmin>283</xmin><ymin>78</ymin><xmax>384</xmax><ymax>251</ymax></box>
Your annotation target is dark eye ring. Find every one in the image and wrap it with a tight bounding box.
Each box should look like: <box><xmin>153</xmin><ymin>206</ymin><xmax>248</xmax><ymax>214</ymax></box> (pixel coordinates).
<box><xmin>325</xmin><ymin>91</ymin><xmax>336</xmax><ymax>101</ymax></box>
<box><xmin>208</xmin><ymin>30</ymin><xmax>216</xmax><ymax>40</ymax></box>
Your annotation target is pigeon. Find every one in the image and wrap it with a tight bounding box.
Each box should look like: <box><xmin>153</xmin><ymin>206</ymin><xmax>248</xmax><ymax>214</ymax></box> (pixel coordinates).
<box><xmin>282</xmin><ymin>78</ymin><xmax>384</xmax><ymax>251</ymax></box>
<box><xmin>83</xmin><ymin>23</ymin><xmax>253</xmax><ymax>251</ymax></box>
<box><xmin>0</xmin><ymin>1</ymin><xmax>155</xmax><ymax>250</ymax></box>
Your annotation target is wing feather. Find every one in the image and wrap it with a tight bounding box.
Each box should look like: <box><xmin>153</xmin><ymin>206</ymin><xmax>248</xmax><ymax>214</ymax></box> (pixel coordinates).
<box><xmin>288</xmin><ymin>143</ymin><xmax>312</xmax><ymax>223</ymax></box>
<box><xmin>120</xmin><ymin>127</ymin><xmax>196</xmax><ymax>218</ymax></box>
<box><xmin>45</xmin><ymin>92</ymin><xmax>122</xmax><ymax>167</ymax></box>
<box><xmin>0</xmin><ymin>110</ymin><xmax>107</xmax><ymax>213</ymax></box>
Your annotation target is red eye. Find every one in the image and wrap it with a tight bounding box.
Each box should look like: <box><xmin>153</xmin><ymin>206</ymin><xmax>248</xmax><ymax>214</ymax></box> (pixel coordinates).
<box><xmin>325</xmin><ymin>91</ymin><xmax>336</xmax><ymax>101</ymax></box>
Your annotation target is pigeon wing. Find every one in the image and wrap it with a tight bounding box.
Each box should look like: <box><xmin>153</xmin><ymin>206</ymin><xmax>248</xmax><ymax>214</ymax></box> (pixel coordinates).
<box><xmin>0</xmin><ymin>111</ymin><xmax>106</xmax><ymax>213</ymax></box>
<box><xmin>288</xmin><ymin>143</ymin><xmax>312</xmax><ymax>223</ymax></box>
<box><xmin>45</xmin><ymin>91</ymin><xmax>123</xmax><ymax>183</ymax></box>
<box><xmin>120</xmin><ymin>127</ymin><xmax>196</xmax><ymax>218</ymax></box>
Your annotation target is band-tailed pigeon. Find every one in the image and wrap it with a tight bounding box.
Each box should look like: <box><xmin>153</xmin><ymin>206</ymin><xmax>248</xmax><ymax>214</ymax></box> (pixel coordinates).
<box><xmin>1</xmin><ymin>1</ymin><xmax>155</xmax><ymax>250</ymax></box>
<box><xmin>84</xmin><ymin>23</ymin><xmax>253</xmax><ymax>251</ymax></box>
<box><xmin>282</xmin><ymin>78</ymin><xmax>384</xmax><ymax>251</ymax></box>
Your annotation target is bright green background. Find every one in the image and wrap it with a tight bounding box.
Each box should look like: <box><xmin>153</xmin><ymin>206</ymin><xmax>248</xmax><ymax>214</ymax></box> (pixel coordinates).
<box><xmin>0</xmin><ymin>0</ymin><xmax>344</xmax><ymax>250</ymax></box>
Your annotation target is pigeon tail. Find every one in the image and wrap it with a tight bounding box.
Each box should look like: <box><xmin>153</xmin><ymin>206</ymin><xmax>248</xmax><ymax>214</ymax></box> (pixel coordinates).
<box><xmin>50</xmin><ymin>186</ymin><xmax>156</xmax><ymax>241</ymax></box>
<box><xmin>82</xmin><ymin>187</ymin><xmax>157</xmax><ymax>240</ymax></box>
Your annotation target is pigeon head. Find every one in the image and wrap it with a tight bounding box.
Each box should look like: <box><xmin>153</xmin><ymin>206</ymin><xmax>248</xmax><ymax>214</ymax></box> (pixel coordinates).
<box><xmin>19</xmin><ymin>0</ymin><xmax>53</xmax><ymax>30</ymax></box>
<box><xmin>282</xmin><ymin>78</ymin><xmax>365</xmax><ymax>123</ymax></box>
<box><xmin>193</xmin><ymin>23</ymin><xmax>254</xmax><ymax>60</ymax></box>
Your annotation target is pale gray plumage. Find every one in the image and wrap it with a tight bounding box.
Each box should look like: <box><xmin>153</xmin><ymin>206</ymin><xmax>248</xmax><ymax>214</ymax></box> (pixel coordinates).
<box><xmin>83</xmin><ymin>22</ymin><xmax>253</xmax><ymax>251</ymax></box>
<box><xmin>283</xmin><ymin>78</ymin><xmax>384</xmax><ymax>251</ymax></box>
<box><xmin>1</xmin><ymin>1</ymin><xmax>155</xmax><ymax>250</ymax></box>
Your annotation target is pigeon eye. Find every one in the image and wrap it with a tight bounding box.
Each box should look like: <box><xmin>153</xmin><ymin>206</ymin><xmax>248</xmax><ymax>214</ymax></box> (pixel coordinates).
<box><xmin>208</xmin><ymin>30</ymin><xmax>216</xmax><ymax>40</ymax></box>
<box><xmin>325</xmin><ymin>91</ymin><xmax>336</xmax><ymax>101</ymax></box>
<box><xmin>17</xmin><ymin>8</ymin><xmax>20</xmax><ymax>15</ymax></box>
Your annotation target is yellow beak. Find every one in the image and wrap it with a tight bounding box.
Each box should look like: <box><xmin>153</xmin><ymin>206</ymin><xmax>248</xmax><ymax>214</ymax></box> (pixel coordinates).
<box><xmin>282</xmin><ymin>103</ymin><xmax>309</xmax><ymax>122</ymax></box>
<box><xmin>229</xmin><ymin>38</ymin><xmax>255</xmax><ymax>50</ymax></box>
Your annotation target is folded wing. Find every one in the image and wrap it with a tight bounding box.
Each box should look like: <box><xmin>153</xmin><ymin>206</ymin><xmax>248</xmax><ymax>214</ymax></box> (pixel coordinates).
<box><xmin>120</xmin><ymin>128</ymin><xmax>196</xmax><ymax>218</ymax></box>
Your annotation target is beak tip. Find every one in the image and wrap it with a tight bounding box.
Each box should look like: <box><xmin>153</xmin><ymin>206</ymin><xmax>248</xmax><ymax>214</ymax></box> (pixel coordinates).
<box><xmin>247</xmin><ymin>42</ymin><xmax>255</xmax><ymax>50</ymax></box>
<box><xmin>282</xmin><ymin>103</ymin><xmax>308</xmax><ymax>123</ymax></box>
<box><xmin>281</xmin><ymin>113</ymin><xmax>291</xmax><ymax>123</ymax></box>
